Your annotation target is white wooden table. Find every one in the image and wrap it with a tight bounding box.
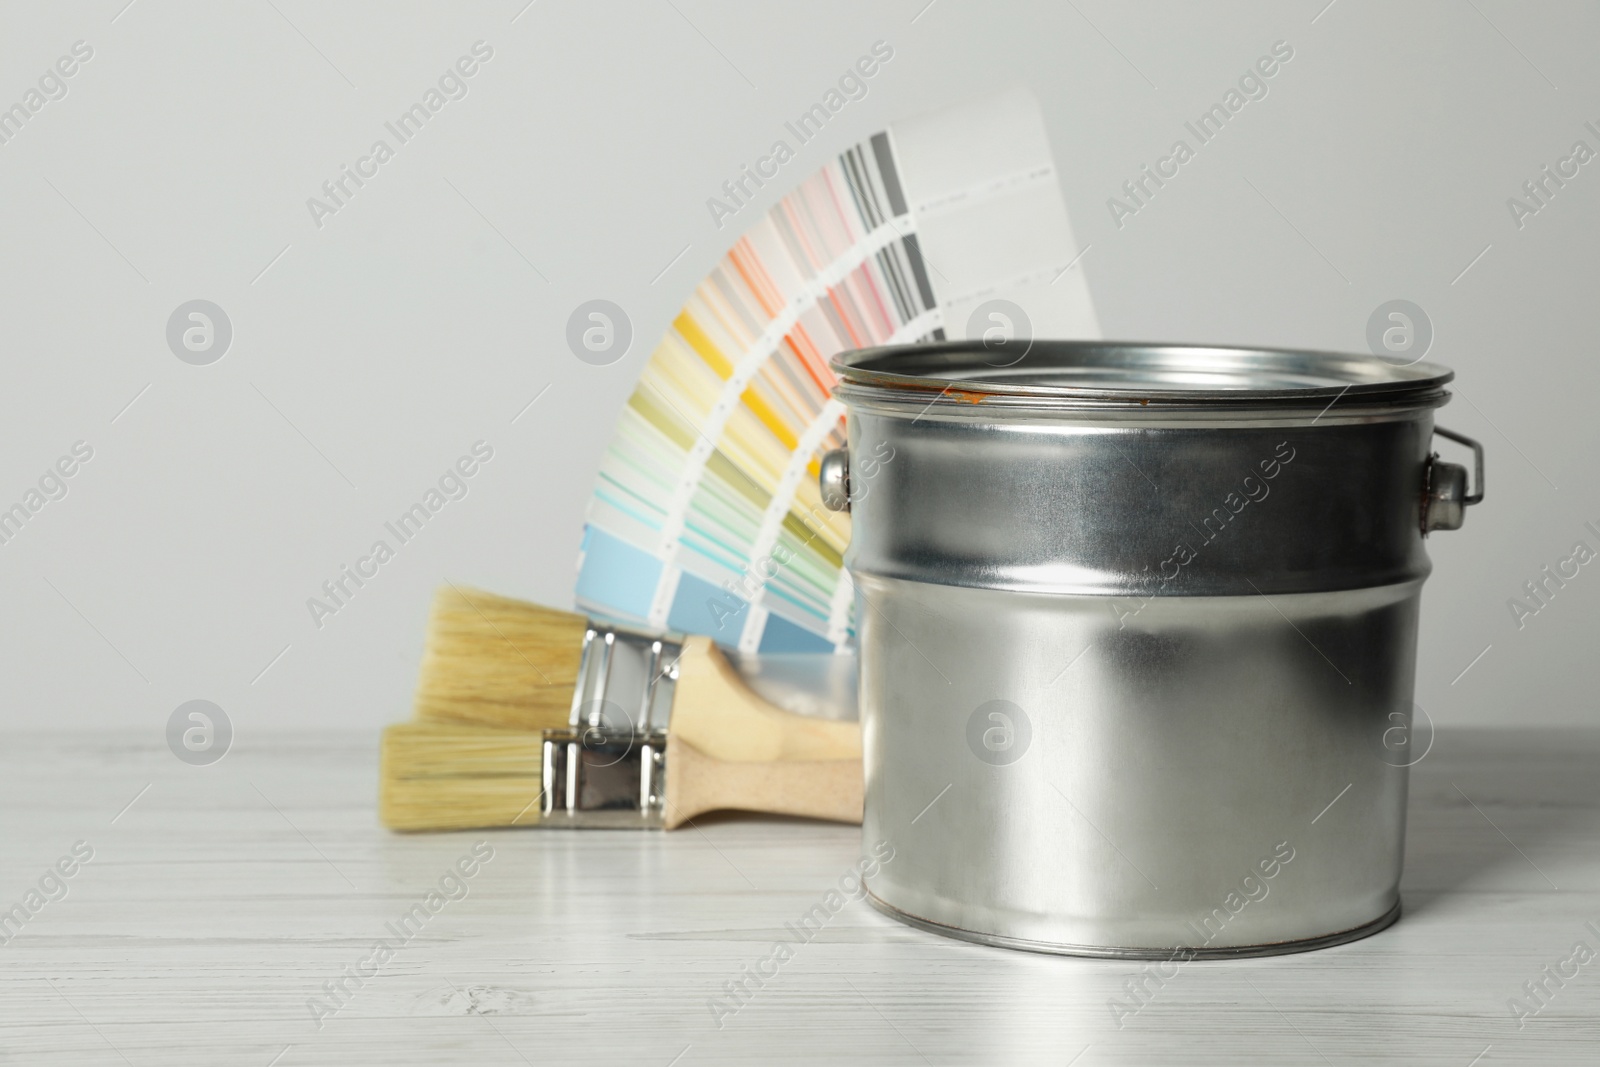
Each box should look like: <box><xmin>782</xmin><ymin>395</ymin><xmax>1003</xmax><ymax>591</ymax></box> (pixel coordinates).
<box><xmin>2</xmin><ymin>729</ymin><xmax>1596</xmax><ymax>1065</ymax></box>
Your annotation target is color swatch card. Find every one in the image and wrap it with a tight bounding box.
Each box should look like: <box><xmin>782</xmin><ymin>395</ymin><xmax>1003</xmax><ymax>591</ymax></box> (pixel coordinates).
<box><xmin>576</xmin><ymin>86</ymin><xmax>1100</xmax><ymax>653</ymax></box>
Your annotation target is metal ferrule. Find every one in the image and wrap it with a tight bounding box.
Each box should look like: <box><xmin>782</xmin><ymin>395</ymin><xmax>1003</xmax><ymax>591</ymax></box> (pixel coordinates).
<box><xmin>540</xmin><ymin>726</ymin><xmax>669</xmax><ymax>829</ymax></box>
<box><xmin>540</xmin><ymin>623</ymin><xmax>682</xmax><ymax>828</ymax></box>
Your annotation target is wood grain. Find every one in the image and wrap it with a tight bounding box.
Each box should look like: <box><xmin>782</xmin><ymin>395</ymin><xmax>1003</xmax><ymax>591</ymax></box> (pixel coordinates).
<box><xmin>662</xmin><ymin>734</ymin><xmax>862</xmax><ymax>829</ymax></box>
<box><xmin>1</xmin><ymin>728</ymin><xmax>1596</xmax><ymax>1065</ymax></box>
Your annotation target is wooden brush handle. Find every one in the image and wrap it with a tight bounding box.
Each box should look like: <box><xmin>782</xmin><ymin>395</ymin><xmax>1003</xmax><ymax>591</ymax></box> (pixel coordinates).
<box><xmin>663</xmin><ymin>636</ymin><xmax>863</xmax><ymax>830</ymax></box>
<box><xmin>664</xmin><ymin>735</ymin><xmax>860</xmax><ymax>829</ymax></box>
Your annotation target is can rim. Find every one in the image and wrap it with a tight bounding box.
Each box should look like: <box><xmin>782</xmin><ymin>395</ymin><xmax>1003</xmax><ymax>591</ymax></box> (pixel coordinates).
<box><xmin>831</xmin><ymin>340</ymin><xmax>1453</xmax><ymax>414</ymax></box>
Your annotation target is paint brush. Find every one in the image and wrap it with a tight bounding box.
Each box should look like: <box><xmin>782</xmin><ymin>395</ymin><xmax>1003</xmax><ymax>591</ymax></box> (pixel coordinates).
<box><xmin>380</xmin><ymin>585</ymin><xmax>861</xmax><ymax>831</ymax></box>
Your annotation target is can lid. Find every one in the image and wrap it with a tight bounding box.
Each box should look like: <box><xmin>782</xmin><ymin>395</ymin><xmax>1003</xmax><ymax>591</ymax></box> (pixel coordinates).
<box><xmin>832</xmin><ymin>341</ymin><xmax>1453</xmax><ymax>417</ymax></box>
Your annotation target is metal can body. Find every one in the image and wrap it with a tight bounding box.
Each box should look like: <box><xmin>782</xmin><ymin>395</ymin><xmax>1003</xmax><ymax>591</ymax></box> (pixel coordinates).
<box><xmin>830</xmin><ymin>342</ymin><xmax>1480</xmax><ymax>957</ymax></box>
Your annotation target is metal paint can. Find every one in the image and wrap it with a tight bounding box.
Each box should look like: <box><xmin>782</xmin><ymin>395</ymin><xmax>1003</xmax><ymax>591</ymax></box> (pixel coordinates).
<box><xmin>822</xmin><ymin>341</ymin><xmax>1483</xmax><ymax>958</ymax></box>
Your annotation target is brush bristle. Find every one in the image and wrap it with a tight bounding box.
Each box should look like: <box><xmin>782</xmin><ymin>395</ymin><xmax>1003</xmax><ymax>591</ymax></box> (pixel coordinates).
<box><xmin>412</xmin><ymin>585</ymin><xmax>588</xmax><ymax>730</ymax></box>
<box><xmin>379</xmin><ymin>721</ymin><xmax>544</xmax><ymax>831</ymax></box>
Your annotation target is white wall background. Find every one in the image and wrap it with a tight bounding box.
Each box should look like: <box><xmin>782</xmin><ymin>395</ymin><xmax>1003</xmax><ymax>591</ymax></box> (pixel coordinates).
<box><xmin>0</xmin><ymin>0</ymin><xmax>1594</xmax><ymax>734</ymax></box>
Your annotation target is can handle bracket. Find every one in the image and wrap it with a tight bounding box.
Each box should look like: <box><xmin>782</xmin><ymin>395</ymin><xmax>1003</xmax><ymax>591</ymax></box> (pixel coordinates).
<box><xmin>820</xmin><ymin>448</ymin><xmax>851</xmax><ymax>512</ymax></box>
<box><xmin>1423</xmin><ymin>426</ymin><xmax>1484</xmax><ymax>533</ymax></box>
<box><xmin>1433</xmin><ymin>426</ymin><xmax>1484</xmax><ymax>505</ymax></box>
